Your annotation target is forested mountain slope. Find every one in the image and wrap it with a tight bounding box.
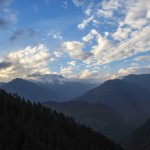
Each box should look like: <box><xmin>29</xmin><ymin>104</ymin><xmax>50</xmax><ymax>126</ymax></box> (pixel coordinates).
<box><xmin>44</xmin><ymin>101</ymin><xmax>133</xmax><ymax>142</ymax></box>
<box><xmin>123</xmin><ymin>119</ymin><xmax>150</xmax><ymax>150</ymax></box>
<box><xmin>0</xmin><ymin>89</ymin><xmax>123</xmax><ymax>150</ymax></box>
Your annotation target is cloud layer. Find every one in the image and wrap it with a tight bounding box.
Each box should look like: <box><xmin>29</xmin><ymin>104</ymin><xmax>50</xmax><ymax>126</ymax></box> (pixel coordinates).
<box><xmin>52</xmin><ymin>0</ymin><xmax>150</xmax><ymax>81</ymax></box>
<box><xmin>0</xmin><ymin>44</ymin><xmax>51</xmax><ymax>81</ymax></box>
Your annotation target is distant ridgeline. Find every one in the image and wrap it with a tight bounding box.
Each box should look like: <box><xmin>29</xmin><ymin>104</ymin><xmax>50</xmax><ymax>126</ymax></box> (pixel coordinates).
<box><xmin>0</xmin><ymin>89</ymin><xmax>123</xmax><ymax>150</ymax></box>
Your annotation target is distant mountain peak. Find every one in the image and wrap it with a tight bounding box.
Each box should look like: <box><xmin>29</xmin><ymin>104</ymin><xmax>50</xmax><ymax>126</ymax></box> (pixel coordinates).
<box><xmin>27</xmin><ymin>73</ymin><xmax>67</xmax><ymax>85</ymax></box>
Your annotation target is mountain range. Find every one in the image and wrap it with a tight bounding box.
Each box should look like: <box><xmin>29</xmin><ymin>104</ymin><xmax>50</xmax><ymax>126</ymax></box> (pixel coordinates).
<box><xmin>72</xmin><ymin>79</ymin><xmax>150</xmax><ymax>127</ymax></box>
<box><xmin>1</xmin><ymin>73</ymin><xmax>150</xmax><ymax>146</ymax></box>
<box><xmin>0</xmin><ymin>74</ymin><xmax>97</xmax><ymax>102</ymax></box>
<box><xmin>44</xmin><ymin>74</ymin><xmax>150</xmax><ymax>143</ymax></box>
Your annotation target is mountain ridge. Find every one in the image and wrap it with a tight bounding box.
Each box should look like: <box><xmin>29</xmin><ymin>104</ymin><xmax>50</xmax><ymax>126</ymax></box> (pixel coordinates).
<box><xmin>72</xmin><ymin>79</ymin><xmax>150</xmax><ymax>127</ymax></box>
<box><xmin>123</xmin><ymin>74</ymin><xmax>150</xmax><ymax>93</ymax></box>
<box><xmin>0</xmin><ymin>75</ymin><xmax>98</xmax><ymax>102</ymax></box>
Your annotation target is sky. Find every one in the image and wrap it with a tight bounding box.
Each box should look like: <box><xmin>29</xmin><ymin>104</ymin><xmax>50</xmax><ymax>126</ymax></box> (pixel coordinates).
<box><xmin>0</xmin><ymin>0</ymin><xmax>150</xmax><ymax>82</ymax></box>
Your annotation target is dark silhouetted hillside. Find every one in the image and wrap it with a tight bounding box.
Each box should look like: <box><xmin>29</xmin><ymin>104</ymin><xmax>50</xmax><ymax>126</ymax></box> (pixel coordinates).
<box><xmin>0</xmin><ymin>89</ymin><xmax>123</xmax><ymax>150</ymax></box>
<box><xmin>123</xmin><ymin>119</ymin><xmax>150</xmax><ymax>150</ymax></box>
<box><xmin>43</xmin><ymin>101</ymin><xmax>133</xmax><ymax>142</ymax></box>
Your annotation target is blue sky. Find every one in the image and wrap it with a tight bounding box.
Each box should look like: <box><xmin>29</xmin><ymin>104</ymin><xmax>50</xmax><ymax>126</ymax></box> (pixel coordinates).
<box><xmin>0</xmin><ymin>0</ymin><xmax>150</xmax><ymax>82</ymax></box>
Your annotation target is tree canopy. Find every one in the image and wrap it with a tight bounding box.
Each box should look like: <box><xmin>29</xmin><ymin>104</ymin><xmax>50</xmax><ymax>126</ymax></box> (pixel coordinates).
<box><xmin>0</xmin><ymin>89</ymin><xmax>123</xmax><ymax>150</ymax></box>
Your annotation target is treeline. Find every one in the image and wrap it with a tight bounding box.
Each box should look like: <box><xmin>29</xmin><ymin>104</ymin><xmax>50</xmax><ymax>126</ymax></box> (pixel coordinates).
<box><xmin>0</xmin><ymin>89</ymin><xmax>123</xmax><ymax>150</ymax></box>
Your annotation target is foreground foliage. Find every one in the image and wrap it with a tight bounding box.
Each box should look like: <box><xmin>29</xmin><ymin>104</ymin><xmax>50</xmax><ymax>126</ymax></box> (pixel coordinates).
<box><xmin>0</xmin><ymin>89</ymin><xmax>123</xmax><ymax>150</ymax></box>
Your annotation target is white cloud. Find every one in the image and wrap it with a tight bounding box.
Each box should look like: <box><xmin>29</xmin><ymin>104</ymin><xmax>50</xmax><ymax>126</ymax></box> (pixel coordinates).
<box><xmin>101</xmin><ymin>0</ymin><xmax>120</xmax><ymax>11</ymax></box>
<box><xmin>77</xmin><ymin>0</ymin><xmax>150</xmax><ymax>31</ymax></box>
<box><xmin>68</xmin><ymin>61</ymin><xmax>76</xmax><ymax>66</ymax></box>
<box><xmin>134</xmin><ymin>55</ymin><xmax>150</xmax><ymax>62</ymax></box>
<box><xmin>78</xmin><ymin>16</ymin><xmax>94</xmax><ymax>30</ymax></box>
<box><xmin>52</xmin><ymin>34</ymin><xmax>62</xmax><ymax>40</ymax></box>
<box><xmin>92</xmin><ymin>19</ymin><xmax>100</xmax><ymax>27</ymax></box>
<box><xmin>124</xmin><ymin>0</ymin><xmax>150</xmax><ymax>29</ymax></box>
<box><xmin>80</xmin><ymin>69</ymin><xmax>100</xmax><ymax>79</ymax></box>
<box><xmin>60</xmin><ymin>66</ymin><xmax>73</xmax><ymax>75</ymax></box>
<box><xmin>77</xmin><ymin>69</ymin><xmax>113</xmax><ymax>83</ymax></box>
<box><xmin>94</xmin><ymin>14</ymin><xmax>150</xmax><ymax>63</ymax></box>
<box><xmin>118</xmin><ymin>66</ymin><xmax>150</xmax><ymax>76</ymax></box>
<box><xmin>77</xmin><ymin>0</ymin><xmax>124</xmax><ymax>30</ymax></box>
<box><xmin>0</xmin><ymin>44</ymin><xmax>52</xmax><ymax>81</ymax></box>
<box><xmin>131</xmin><ymin>63</ymin><xmax>139</xmax><ymax>67</ymax></box>
<box><xmin>54</xmin><ymin>51</ymin><xmax>63</xmax><ymax>58</ymax></box>
<box><xmin>97</xmin><ymin>9</ymin><xmax>113</xmax><ymax>18</ymax></box>
<box><xmin>52</xmin><ymin>0</ymin><xmax>150</xmax><ymax>81</ymax></box>
<box><xmin>55</xmin><ymin>41</ymin><xmax>93</xmax><ymax>63</ymax></box>
<box><xmin>105</xmin><ymin>32</ymin><xmax>109</xmax><ymax>37</ymax></box>
<box><xmin>82</xmin><ymin>29</ymin><xmax>99</xmax><ymax>42</ymax></box>
<box><xmin>84</xmin><ymin>8</ymin><xmax>92</xmax><ymax>16</ymax></box>
<box><xmin>113</xmin><ymin>27</ymin><xmax>132</xmax><ymax>41</ymax></box>
<box><xmin>60</xmin><ymin>24</ymin><xmax>150</xmax><ymax>66</ymax></box>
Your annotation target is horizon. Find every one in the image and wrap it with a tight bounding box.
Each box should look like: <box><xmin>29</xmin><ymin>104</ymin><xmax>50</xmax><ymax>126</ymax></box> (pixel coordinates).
<box><xmin>0</xmin><ymin>72</ymin><xmax>149</xmax><ymax>85</ymax></box>
<box><xmin>0</xmin><ymin>0</ymin><xmax>150</xmax><ymax>82</ymax></box>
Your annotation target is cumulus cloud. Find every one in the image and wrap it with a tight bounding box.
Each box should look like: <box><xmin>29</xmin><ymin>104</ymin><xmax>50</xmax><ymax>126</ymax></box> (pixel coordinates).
<box><xmin>134</xmin><ymin>55</ymin><xmax>150</xmax><ymax>62</ymax></box>
<box><xmin>0</xmin><ymin>44</ymin><xmax>52</xmax><ymax>81</ymax></box>
<box><xmin>84</xmin><ymin>8</ymin><xmax>92</xmax><ymax>16</ymax></box>
<box><xmin>59</xmin><ymin>24</ymin><xmax>150</xmax><ymax>66</ymax></box>
<box><xmin>60</xmin><ymin>66</ymin><xmax>73</xmax><ymax>75</ymax></box>
<box><xmin>113</xmin><ymin>27</ymin><xmax>132</xmax><ymax>41</ymax></box>
<box><xmin>78</xmin><ymin>16</ymin><xmax>94</xmax><ymax>30</ymax></box>
<box><xmin>63</xmin><ymin>0</ymin><xmax>150</xmax><ymax>66</ymax></box>
<box><xmin>9</xmin><ymin>29</ymin><xmax>36</xmax><ymax>42</ymax></box>
<box><xmin>82</xmin><ymin>29</ymin><xmax>99</xmax><ymax>42</ymax></box>
<box><xmin>97</xmin><ymin>9</ymin><xmax>113</xmax><ymax>18</ymax></box>
<box><xmin>118</xmin><ymin>66</ymin><xmax>150</xmax><ymax>76</ymax></box>
<box><xmin>77</xmin><ymin>0</ymin><xmax>150</xmax><ymax>31</ymax></box>
<box><xmin>67</xmin><ymin>61</ymin><xmax>76</xmax><ymax>66</ymax></box>
<box><xmin>0</xmin><ymin>61</ymin><xmax>12</xmax><ymax>70</ymax></box>
<box><xmin>77</xmin><ymin>0</ymin><xmax>123</xmax><ymax>30</ymax></box>
<box><xmin>101</xmin><ymin>0</ymin><xmax>120</xmax><ymax>11</ymax></box>
<box><xmin>124</xmin><ymin>0</ymin><xmax>150</xmax><ymax>29</ymax></box>
<box><xmin>80</xmin><ymin>69</ymin><xmax>100</xmax><ymax>79</ymax></box>
<box><xmin>92</xmin><ymin>26</ymin><xmax>150</xmax><ymax>64</ymax></box>
<box><xmin>55</xmin><ymin>41</ymin><xmax>93</xmax><ymax>63</ymax></box>
<box><xmin>76</xmin><ymin>69</ymin><xmax>111</xmax><ymax>83</ymax></box>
